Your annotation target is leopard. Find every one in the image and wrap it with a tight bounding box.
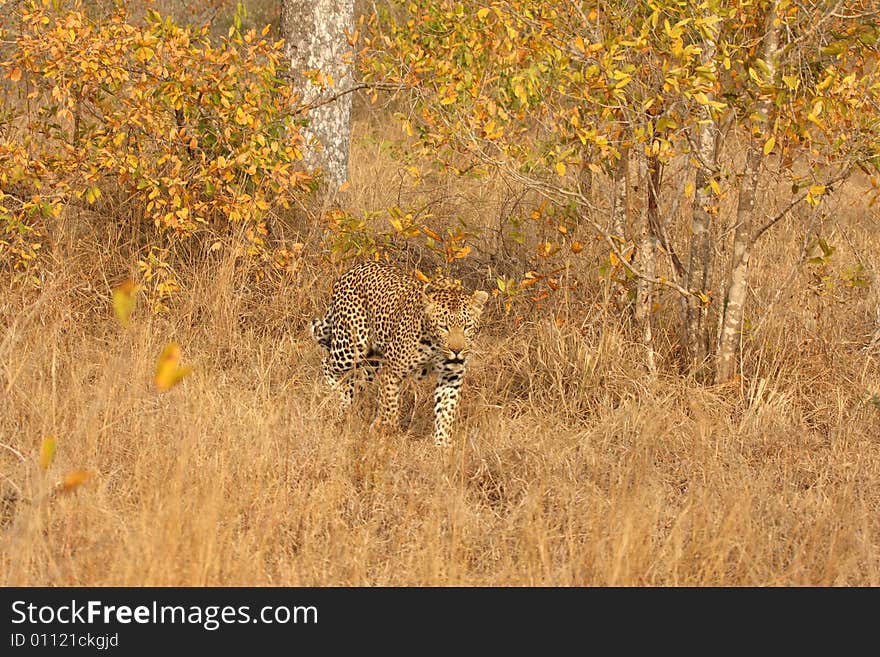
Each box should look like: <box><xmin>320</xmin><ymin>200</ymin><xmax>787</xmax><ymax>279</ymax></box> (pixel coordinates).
<box><xmin>310</xmin><ymin>261</ymin><xmax>489</xmax><ymax>446</ymax></box>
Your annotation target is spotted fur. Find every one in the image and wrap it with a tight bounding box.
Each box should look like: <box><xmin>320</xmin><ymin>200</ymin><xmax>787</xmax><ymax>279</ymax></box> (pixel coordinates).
<box><xmin>310</xmin><ymin>261</ymin><xmax>489</xmax><ymax>446</ymax></box>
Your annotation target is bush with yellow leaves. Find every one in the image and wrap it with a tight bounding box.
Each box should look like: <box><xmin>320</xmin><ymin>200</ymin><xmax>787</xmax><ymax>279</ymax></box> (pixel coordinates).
<box><xmin>0</xmin><ymin>0</ymin><xmax>311</xmax><ymax>281</ymax></box>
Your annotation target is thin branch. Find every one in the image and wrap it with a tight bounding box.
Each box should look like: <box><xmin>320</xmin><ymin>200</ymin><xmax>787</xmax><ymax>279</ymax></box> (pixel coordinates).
<box><xmin>0</xmin><ymin>442</ymin><xmax>26</xmax><ymax>462</ymax></box>
<box><xmin>454</xmin><ymin>134</ymin><xmax>707</xmax><ymax>301</ymax></box>
<box><xmin>292</xmin><ymin>82</ymin><xmax>404</xmax><ymax>115</ymax></box>
<box><xmin>751</xmin><ymin>166</ymin><xmax>853</xmax><ymax>243</ymax></box>
<box><xmin>578</xmin><ymin>198</ymin><xmax>697</xmax><ymax>300</ymax></box>
<box><xmin>751</xmin><ymin>206</ymin><xmax>820</xmax><ymax>336</ymax></box>
<box><xmin>462</xmin><ymin>151</ymin><xmax>706</xmax><ymax>300</ymax></box>
<box><xmin>647</xmin><ymin>160</ymin><xmax>687</xmax><ymax>282</ymax></box>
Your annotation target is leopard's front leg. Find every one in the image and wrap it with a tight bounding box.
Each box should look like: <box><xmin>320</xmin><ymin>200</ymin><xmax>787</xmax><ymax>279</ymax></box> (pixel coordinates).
<box><xmin>433</xmin><ymin>363</ymin><xmax>466</xmax><ymax>447</ymax></box>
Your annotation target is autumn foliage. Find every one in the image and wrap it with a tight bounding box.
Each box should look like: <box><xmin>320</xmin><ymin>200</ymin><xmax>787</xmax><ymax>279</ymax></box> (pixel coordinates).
<box><xmin>0</xmin><ymin>0</ymin><xmax>310</xmax><ymax>279</ymax></box>
<box><xmin>362</xmin><ymin>0</ymin><xmax>880</xmax><ymax>377</ymax></box>
<box><xmin>2</xmin><ymin>0</ymin><xmax>880</xmax><ymax>588</ymax></box>
<box><xmin>365</xmin><ymin>1</ymin><xmax>879</xmax><ymax>248</ymax></box>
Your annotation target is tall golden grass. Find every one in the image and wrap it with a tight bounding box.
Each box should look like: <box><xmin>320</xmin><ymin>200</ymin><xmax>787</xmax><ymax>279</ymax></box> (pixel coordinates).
<box><xmin>1</xmin><ymin>118</ymin><xmax>879</xmax><ymax>586</ymax></box>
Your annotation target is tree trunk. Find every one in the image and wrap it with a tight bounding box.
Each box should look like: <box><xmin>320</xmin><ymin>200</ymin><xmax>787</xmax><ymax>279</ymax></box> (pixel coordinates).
<box><xmin>684</xmin><ymin>22</ymin><xmax>719</xmax><ymax>376</ymax></box>
<box><xmin>610</xmin><ymin>144</ymin><xmax>630</xmax><ymax>309</ymax></box>
<box><xmin>610</xmin><ymin>144</ymin><xmax>629</xmax><ymax>240</ymax></box>
<box><xmin>635</xmin><ymin>150</ymin><xmax>660</xmax><ymax>374</ymax></box>
<box><xmin>280</xmin><ymin>0</ymin><xmax>354</xmax><ymax>190</ymax></box>
<box><xmin>715</xmin><ymin>1</ymin><xmax>780</xmax><ymax>383</ymax></box>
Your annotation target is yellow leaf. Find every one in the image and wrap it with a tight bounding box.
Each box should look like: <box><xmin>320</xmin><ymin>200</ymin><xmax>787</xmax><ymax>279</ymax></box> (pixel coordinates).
<box><xmin>809</xmin><ymin>185</ymin><xmax>826</xmax><ymax>198</ymax></box>
<box><xmin>112</xmin><ymin>280</ymin><xmax>136</xmax><ymax>327</ymax></box>
<box><xmin>136</xmin><ymin>46</ymin><xmax>154</xmax><ymax>62</ymax></box>
<box><xmin>58</xmin><ymin>470</ymin><xmax>92</xmax><ymax>493</ymax></box>
<box><xmin>763</xmin><ymin>136</ymin><xmax>775</xmax><ymax>155</ymax></box>
<box><xmin>85</xmin><ymin>186</ymin><xmax>101</xmax><ymax>204</ymax></box>
<box><xmin>609</xmin><ymin>250</ymin><xmax>620</xmax><ymax>267</ymax></box>
<box><xmin>709</xmin><ymin>178</ymin><xmax>721</xmax><ymax>196</ymax></box>
<box><xmin>477</xmin><ymin>7</ymin><xmax>489</xmax><ymax>19</ymax></box>
<box><xmin>537</xmin><ymin>241</ymin><xmax>555</xmax><ymax>257</ymax></box>
<box><xmin>8</xmin><ymin>67</ymin><xmax>22</xmax><ymax>82</ymax></box>
<box><xmin>555</xmin><ymin>162</ymin><xmax>566</xmax><ymax>176</ymax></box>
<box><xmin>782</xmin><ymin>75</ymin><xmax>799</xmax><ymax>91</ymax></box>
<box><xmin>40</xmin><ymin>436</ymin><xmax>57</xmax><ymax>469</ymax></box>
<box><xmin>483</xmin><ymin>119</ymin><xmax>503</xmax><ymax>140</ymax></box>
<box><xmin>415</xmin><ymin>269</ymin><xmax>431</xmax><ymax>283</ymax></box>
<box><xmin>571</xmin><ymin>241</ymin><xmax>583</xmax><ymax>254</ymax></box>
<box><xmin>154</xmin><ymin>342</ymin><xmax>193</xmax><ymax>392</ymax></box>
<box><xmin>748</xmin><ymin>66</ymin><xmax>763</xmax><ymax>85</ymax></box>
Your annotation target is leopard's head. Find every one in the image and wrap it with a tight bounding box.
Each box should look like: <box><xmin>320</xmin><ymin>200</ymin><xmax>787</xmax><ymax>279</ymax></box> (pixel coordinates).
<box><xmin>422</xmin><ymin>281</ymin><xmax>489</xmax><ymax>362</ymax></box>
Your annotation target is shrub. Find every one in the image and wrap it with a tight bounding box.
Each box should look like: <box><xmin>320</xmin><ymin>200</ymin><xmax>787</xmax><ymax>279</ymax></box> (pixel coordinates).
<box><xmin>1</xmin><ymin>0</ymin><xmax>311</xmax><ymax>280</ymax></box>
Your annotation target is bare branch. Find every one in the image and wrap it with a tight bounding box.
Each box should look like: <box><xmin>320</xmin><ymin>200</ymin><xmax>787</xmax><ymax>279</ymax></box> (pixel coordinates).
<box><xmin>751</xmin><ymin>206</ymin><xmax>821</xmax><ymax>336</ymax></box>
<box><xmin>450</xmin><ymin>127</ymin><xmax>708</xmax><ymax>301</ymax></box>
<box><xmin>0</xmin><ymin>442</ymin><xmax>26</xmax><ymax>462</ymax></box>
<box><xmin>292</xmin><ymin>81</ymin><xmax>405</xmax><ymax>115</ymax></box>
<box><xmin>751</xmin><ymin>166</ymin><xmax>853</xmax><ymax>244</ymax></box>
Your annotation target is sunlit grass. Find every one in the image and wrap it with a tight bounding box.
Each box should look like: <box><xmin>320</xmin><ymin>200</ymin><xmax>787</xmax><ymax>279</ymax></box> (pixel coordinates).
<box><xmin>1</xmin><ymin>119</ymin><xmax>878</xmax><ymax>586</ymax></box>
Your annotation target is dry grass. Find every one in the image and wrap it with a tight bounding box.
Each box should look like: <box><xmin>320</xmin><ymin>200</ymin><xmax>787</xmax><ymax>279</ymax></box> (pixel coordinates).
<box><xmin>2</xmin><ymin>118</ymin><xmax>879</xmax><ymax>586</ymax></box>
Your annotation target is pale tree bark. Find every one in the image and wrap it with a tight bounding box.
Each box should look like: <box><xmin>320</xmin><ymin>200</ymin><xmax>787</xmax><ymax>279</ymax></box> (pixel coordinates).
<box><xmin>684</xmin><ymin>20</ymin><xmax>719</xmax><ymax>375</ymax></box>
<box><xmin>609</xmin><ymin>144</ymin><xmax>630</xmax><ymax>309</ymax></box>
<box><xmin>715</xmin><ymin>1</ymin><xmax>780</xmax><ymax>383</ymax></box>
<box><xmin>634</xmin><ymin>150</ymin><xmax>661</xmax><ymax>374</ymax></box>
<box><xmin>281</xmin><ymin>0</ymin><xmax>354</xmax><ymax>190</ymax></box>
<box><xmin>610</xmin><ymin>144</ymin><xmax>629</xmax><ymax>240</ymax></box>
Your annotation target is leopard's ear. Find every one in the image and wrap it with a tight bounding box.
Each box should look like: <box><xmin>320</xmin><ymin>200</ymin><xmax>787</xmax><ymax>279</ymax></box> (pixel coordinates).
<box><xmin>471</xmin><ymin>290</ymin><xmax>489</xmax><ymax>313</ymax></box>
<box><xmin>422</xmin><ymin>284</ymin><xmax>435</xmax><ymax>314</ymax></box>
